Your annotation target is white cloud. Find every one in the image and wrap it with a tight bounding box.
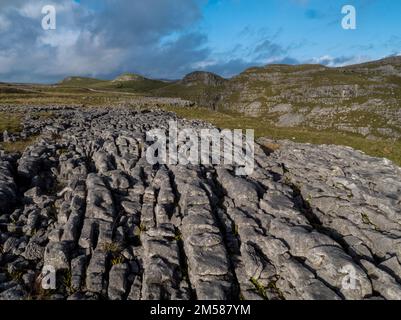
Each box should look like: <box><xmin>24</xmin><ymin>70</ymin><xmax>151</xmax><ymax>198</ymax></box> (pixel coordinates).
<box><xmin>308</xmin><ymin>55</ymin><xmax>370</xmax><ymax>67</ymax></box>
<box><xmin>0</xmin><ymin>0</ymin><xmax>208</xmax><ymax>82</ymax></box>
<box><xmin>38</xmin><ymin>29</ymin><xmax>79</xmax><ymax>47</ymax></box>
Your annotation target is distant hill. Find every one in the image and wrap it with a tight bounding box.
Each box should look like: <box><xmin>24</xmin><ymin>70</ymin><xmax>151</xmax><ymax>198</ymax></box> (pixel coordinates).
<box><xmin>0</xmin><ymin>83</ymin><xmax>39</xmax><ymax>94</ymax></box>
<box><xmin>112</xmin><ymin>73</ymin><xmax>146</xmax><ymax>82</ymax></box>
<box><xmin>58</xmin><ymin>74</ymin><xmax>169</xmax><ymax>93</ymax></box>
<box><xmin>181</xmin><ymin>71</ymin><xmax>226</xmax><ymax>86</ymax></box>
<box><xmin>148</xmin><ymin>57</ymin><xmax>401</xmax><ymax>140</ymax></box>
<box><xmin>149</xmin><ymin>72</ymin><xmax>225</xmax><ymax>109</ymax></box>
<box><xmin>59</xmin><ymin>76</ymin><xmax>106</xmax><ymax>87</ymax></box>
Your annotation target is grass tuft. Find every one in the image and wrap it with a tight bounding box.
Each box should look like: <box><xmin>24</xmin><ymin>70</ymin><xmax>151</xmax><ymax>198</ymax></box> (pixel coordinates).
<box><xmin>250</xmin><ymin>277</ymin><xmax>267</xmax><ymax>299</ymax></box>
<box><xmin>0</xmin><ymin>136</ymin><xmax>38</xmax><ymax>153</ymax></box>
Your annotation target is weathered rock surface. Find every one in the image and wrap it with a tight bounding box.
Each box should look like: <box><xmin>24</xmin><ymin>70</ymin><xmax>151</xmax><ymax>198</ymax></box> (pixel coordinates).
<box><xmin>0</xmin><ymin>105</ymin><xmax>401</xmax><ymax>300</ymax></box>
<box><xmin>178</xmin><ymin>56</ymin><xmax>401</xmax><ymax>141</ymax></box>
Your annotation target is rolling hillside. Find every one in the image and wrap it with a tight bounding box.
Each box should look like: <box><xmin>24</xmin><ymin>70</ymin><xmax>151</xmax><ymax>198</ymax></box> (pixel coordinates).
<box><xmin>150</xmin><ymin>57</ymin><xmax>401</xmax><ymax>141</ymax></box>
<box><xmin>59</xmin><ymin>73</ymin><xmax>169</xmax><ymax>94</ymax></box>
<box><xmin>2</xmin><ymin>56</ymin><xmax>401</xmax><ymax>161</ymax></box>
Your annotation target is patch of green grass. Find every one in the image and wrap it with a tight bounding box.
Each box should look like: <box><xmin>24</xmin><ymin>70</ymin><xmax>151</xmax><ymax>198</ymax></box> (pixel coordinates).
<box><xmin>139</xmin><ymin>223</ymin><xmax>147</xmax><ymax>232</ymax></box>
<box><xmin>332</xmin><ymin>109</ymin><xmax>388</xmax><ymax>129</ymax></box>
<box><xmin>151</xmin><ymin>83</ymin><xmax>224</xmax><ymax>106</ymax></box>
<box><xmin>174</xmin><ymin>231</ymin><xmax>182</xmax><ymax>242</ymax></box>
<box><xmin>161</xmin><ymin>105</ymin><xmax>401</xmax><ymax>166</ymax></box>
<box><xmin>243</xmin><ymin>64</ymin><xmax>324</xmax><ymax>75</ymax></box>
<box><xmin>57</xmin><ymin>74</ymin><xmax>170</xmax><ymax>95</ymax></box>
<box><xmin>250</xmin><ymin>277</ymin><xmax>267</xmax><ymax>299</ymax></box>
<box><xmin>309</xmin><ymin>69</ymin><xmax>371</xmax><ymax>86</ymax></box>
<box><xmin>59</xmin><ymin>76</ymin><xmax>107</xmax><ymax>87</ymax></box>
<box><xmin>0</xmin><ymin>136</ymin><xmax>38</xmax><ymax>153</ymax></box>
<box><xmin>57</xmin><ymin>147</ymin><xmax>69</xmax><ymax>156</ymax></box>
<box><xmin>61</xmin><ymin>270</ymin><xmax>75</xmax><ymax>293</ymax></box>
<box><xmin>93</xmin><ymin>78</ymin><xmax>168</xmax><ymax>93</ymax></box>
<box><xmin>0</xmin><ymin>86</ymin><xmax>35</xmax><ymax>94</ymax></box>
<box><xmin>102</xmin><ymin>242</ymin><xmax>123</xmax><ymax>254</ymax></box>
<box><xmin>0</xmin><ymin>84</ymin><xmax>141</xmax><ymax>106</ymax></box>
<box><xmin>111</xmin><ymin>255</ymin><xmax>125</xmax><ymax>266</ymax></box>
<box><xmin>361</xmin><ymin>212</ymin><xmax>379</xmax><ymax>230</ymax></box>
<box><xmin>0</xmin><ymin>112</ymin><xmax>23</xmax><ymax>133</ymax></box>
<box><xmin>133</xmin><ymin>223</ymin><xmax>148</xmax><ymax>237</ymax></box>
<box><xmin>8</xmin><ymin>270</ymin><xmax>24</xmax><ymax>282</ymax></box>
<box><xmin>103</xmin><ymin>242</ymin><xmax>126</xmax><ymax>266</ymax></box>
<box><xmin>34</xmin><ymin>111</ymin><xmax>54</xmax><ymax>120</ymax></box>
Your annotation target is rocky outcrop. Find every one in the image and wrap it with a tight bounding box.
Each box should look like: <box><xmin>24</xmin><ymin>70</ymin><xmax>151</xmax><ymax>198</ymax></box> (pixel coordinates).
<box><xmin>112</xmin><ymin>73</ymin><xmax>146</xmax><ymax>82</ymax></box>
<box><xmin>168</xmin><ymin>57</ymin><xmax>401</xmax><ymax>140</ymax></box>
<box><xmin>181</xmin><ymin>71</ymin><xmax>226</xmax><ymax>87</ymax></box>
<box><xmin>0</xmin><ymin>105</ymin><xmax>401</xmax><ymax>300</ymax></box>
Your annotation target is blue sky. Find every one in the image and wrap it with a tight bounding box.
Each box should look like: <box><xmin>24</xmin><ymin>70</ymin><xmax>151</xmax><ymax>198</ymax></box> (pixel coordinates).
<box><xmin>0</xmin><ymin>0</ymin><xmax>400</xmax><ymax>82</ymax></box>
<box><xmin>196</xmin><ymin>0</ymin><xmax>401</xmax><ymax>71</ymax></box>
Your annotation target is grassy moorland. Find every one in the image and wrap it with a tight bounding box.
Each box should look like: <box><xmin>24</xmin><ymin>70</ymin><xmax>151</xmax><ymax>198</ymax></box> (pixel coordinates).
<box><xmin>0</xmin><ymin>111</ymin><xmax>23</xmax><ymax>133</ymax></box>
<box><xmin>161</xmin><ymin>105</ymin><xmax>401</xmax><ymax>166</ymax></box>
<box><xmin>0</xmin><ymin>110</ymin><xmax>43</xmax><ymax>152</ymax></box>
